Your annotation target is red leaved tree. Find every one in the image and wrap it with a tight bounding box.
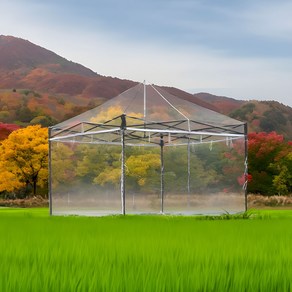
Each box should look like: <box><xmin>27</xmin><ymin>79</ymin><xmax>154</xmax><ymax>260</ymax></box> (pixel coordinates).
<box><xmin>248</xmin><ymin>132</ymin><xmax>291</xmax><ymax>195</ymax></box>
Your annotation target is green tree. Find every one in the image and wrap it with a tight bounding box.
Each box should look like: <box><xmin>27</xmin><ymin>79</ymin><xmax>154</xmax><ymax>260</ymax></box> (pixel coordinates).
<box><xmin>76</xmin><ymin>144</ymin><xmax>121</xmax><ymax>187</ymax></box>
<box><xmin>30</xmin><ymin>115</ymin><xmax>58</xmax><ymax>127</ymax></box>
<box><xmin>270</xmin><ymin>150</ymin><xmax>292</xmax><ymax>195</ymax></box>
<box><xmin>163</xmin><ymin>145</ymin><xmax>221</xmax><ymax>193</ymax></box>
<box><xmin>15</xmin><ymin>106</ymin><xmax>35</xmax><ymax>123</ymax></box>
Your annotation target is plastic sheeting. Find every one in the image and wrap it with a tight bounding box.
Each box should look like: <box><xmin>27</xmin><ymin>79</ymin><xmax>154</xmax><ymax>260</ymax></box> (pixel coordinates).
<box><xmin>49</xmin><ymin>83</ymin><xmax>247</xmax><ymax>216</ymax></box>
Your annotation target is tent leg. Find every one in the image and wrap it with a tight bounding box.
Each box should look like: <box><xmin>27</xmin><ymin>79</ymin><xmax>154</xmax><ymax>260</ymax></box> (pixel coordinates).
<box><xmin>187</xmin><ymin>138</ymin><xmax>191</xmax><ymax>207</ymax></box>
<box><xmin>160</xmin><ymin>135</ymin><xmax>164</xmax><ymax>214</ymax></box>
<box><xmin>121</xmin><ymin>128</ymin><xmax>126</xmax><ymax>215</ymax></box>
<box><xmin>48</xmin><ymin>128</ymin><xmax>53</xmax><ymax>216</ymax></box>
<box><xmin>244</xmin><ymin>123</ymin><xmax>248</xmax><ymax>212</ymax></box>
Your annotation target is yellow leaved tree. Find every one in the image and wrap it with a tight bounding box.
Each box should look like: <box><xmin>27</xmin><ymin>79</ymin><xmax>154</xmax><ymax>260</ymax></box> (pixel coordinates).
<box><xmin>0</xmin><ymin>125</ymin><xmax>48</xmax><ymax>197</ymax></box>
<box><xmin>126</xmin><ymin>153</ymin><xmax>160</xmax><ymax>187</ymax></box>
<box><xmin>50</xmin><ymin>143</ymin><xmax>74</xmax><ymax>188</ymax></box>
<box><xmin>90</xmin><ymin>105</ymin><xmax>143</xmax><ymax>125</ymax></box>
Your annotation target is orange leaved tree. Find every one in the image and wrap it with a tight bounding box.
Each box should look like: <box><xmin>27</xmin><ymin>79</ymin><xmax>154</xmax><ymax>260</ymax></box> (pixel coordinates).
<box><xmin>0</xmin><ymin>125</ymin><xmax>48</xmax><ymax>197</ymax></box>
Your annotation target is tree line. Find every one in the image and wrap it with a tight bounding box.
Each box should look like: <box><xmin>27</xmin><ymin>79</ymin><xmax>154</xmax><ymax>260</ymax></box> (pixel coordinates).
<box><xmin>0</xmin><ymin>126</ymin><xmax>291</xmax><ymax>199</ymax></box>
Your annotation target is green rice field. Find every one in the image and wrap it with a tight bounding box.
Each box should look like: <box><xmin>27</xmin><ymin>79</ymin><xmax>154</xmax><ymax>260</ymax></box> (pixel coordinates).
<box><xmin>1</xmin><ymin>208</ymin><xmax>292</xmax><ymax>291</ymax></box>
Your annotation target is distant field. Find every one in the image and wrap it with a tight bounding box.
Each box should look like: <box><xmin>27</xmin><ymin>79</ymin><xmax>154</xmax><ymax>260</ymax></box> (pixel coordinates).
<box><xmin>1</xmin><ymin>208</ymin><xmax>292</xmax><ymax>291</ymax></box>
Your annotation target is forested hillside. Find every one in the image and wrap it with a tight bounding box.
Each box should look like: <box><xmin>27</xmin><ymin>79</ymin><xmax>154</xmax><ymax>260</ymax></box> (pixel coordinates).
<box><xmin>1</xmin><ymin>35</ymin><xmax>291</xmax><ymax>140</ymax></box>
<box><xmin>194</xmin><ymin>93</ymin><xmax>292</xmax><ymax>140</ymax></box>
<box><xmin>0</xmin><ymin>35</ymin><xmax>291</xmax><ymax>198</ymax></box>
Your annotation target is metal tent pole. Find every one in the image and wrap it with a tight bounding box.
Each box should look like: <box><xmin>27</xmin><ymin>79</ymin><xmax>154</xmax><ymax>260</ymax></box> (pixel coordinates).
<box><xmin>187</xmin><ymin>138</ymin><xmax>191</xmax><ymax>207</ymax></box>
<box><xmin>160</xmin><ymin>134</ymin><xmax>165</xmax><ymax>214</ymax></box>
<box><xmin>244</xmin><ymin>123</ymin><xmax>248</xmax><ymax>212</ymax></box>
<box><xmin>143</xmin><ymin>80</ymin><xmax>147</xmax><ymax>138</ymax></box>
<box><xmin>48</xmin><ymin>128</ymin><xmax>53</xmax><ymax>216</ymax></box>
<box><xmin>121</xmin><ymin>114</ymin><xmax>126</xmax><ymax>215</ymax></box>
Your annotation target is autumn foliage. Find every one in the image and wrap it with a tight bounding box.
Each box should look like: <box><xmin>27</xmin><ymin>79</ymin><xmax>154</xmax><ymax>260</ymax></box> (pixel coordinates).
<box><xmin>0</xmin><ymin>125</ymin><xmax>48</xmax><ymax>197</ymax></box>
<box><xmin>0</xmin><ymin>125</ymin><xmax>291</xmax><ymax>199</ymax></box>
<box><xmin>0</xmin><ymin>123</ymin><xmax>20</xmax><ymax>140</ymax></box>
<box><xmin>248</xmin><ymin>132</ymin><xmax>292</xmax><ymax>195</ymax></box>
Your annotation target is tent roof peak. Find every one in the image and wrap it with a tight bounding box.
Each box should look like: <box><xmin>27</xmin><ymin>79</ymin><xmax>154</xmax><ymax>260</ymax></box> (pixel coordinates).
<box><xmin>52</xmin><ymin>82</ymin><xmax>244</xmax><ymax>132</ymax></box>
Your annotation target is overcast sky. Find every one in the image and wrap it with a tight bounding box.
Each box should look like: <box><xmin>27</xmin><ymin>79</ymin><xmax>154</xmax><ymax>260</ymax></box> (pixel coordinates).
<box><xmin>1</xmin><ymin>0</ymin><xmax>292</xmax><ymax>106</ymax></box>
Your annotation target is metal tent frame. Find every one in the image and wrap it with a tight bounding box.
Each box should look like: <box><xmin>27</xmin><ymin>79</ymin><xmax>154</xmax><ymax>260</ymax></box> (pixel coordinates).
<box><xmin>49</xmin><ymin>82</ymin><xmax>248</xmax><ymax>216</ymax></box>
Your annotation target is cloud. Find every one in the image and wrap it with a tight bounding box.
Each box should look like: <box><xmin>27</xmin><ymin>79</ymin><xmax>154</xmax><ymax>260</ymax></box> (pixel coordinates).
<box><xmin>74</xmin><ymin>35</ymin><xmax>292</xmax><ymax>104</ymax></box>
<box><xmin>239</xmin><ymin>1</ymin><xmax>292</xmax><ymax>41</ymax></box>
<box><xmin>1</xmin><ymin>0</ymin><xmax>292</xmax><ymax>106</ymax></box>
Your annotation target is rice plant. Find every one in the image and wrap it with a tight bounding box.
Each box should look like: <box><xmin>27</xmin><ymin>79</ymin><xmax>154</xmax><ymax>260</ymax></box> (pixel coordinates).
<box><xmin>0</xmin><ymin>208</ymin><xmax>292</xmax><ymax>291</ymax></box>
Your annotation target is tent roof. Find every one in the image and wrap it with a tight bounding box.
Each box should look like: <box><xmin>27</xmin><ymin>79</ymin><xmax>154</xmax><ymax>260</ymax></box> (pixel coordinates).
<box><xmin>50</xmin><ymin>83</ymin><xmax>245</xmax><ymax>145</ymax></box>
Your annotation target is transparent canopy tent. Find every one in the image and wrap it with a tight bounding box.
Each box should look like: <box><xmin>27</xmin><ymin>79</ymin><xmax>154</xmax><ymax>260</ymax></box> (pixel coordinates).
<box><xmin>49</xmin><ymin>82</ymin><xmax>248</xmax><ymax>216</ymax></box>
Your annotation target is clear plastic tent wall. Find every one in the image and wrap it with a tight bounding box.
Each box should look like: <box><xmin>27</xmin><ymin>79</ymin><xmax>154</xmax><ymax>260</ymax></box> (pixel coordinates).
<box><xmin>49</xmin><ymin>82</ymin><xmax>248</xmax><ymax>216</ymax></box>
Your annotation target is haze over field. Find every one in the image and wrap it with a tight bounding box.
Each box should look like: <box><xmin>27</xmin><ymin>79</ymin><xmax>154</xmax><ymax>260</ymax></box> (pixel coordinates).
<box><xmin>1</xmin><ymin>0</ymin><xmax>292</xmax><ymax>107</ymax></box>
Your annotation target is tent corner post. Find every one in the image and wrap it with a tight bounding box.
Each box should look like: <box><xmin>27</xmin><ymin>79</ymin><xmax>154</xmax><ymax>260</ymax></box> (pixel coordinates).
<box><xmin>48</xmin><ymin>128</ymin><xmax>53</xmax><ymax>216</ymax></box>
<box><xmin>187</xmin><ymin>137</ymin><xmax>191</xmax><ymax>207</ymax></box>
<box><xmin>120</xmin><ymin>116</ymin><xmax>126</xmax><ymax>216</ymax></box>
<box><xmin>244</xmin><ymin>123</ymin><xmax>248</xmax><ymax>212</ymax></box>
<box><xmin>160</xmin><ymin>134</ymin><xmax>165</xmax><ymax>214</ymax></box>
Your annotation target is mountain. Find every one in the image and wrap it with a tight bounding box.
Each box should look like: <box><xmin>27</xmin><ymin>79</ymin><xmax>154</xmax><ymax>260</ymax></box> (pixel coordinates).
<box><xmin>228</xmin><ymin>100</ymin><xmax>292</xmax><ymax>139</ymax></box>
<box><xmin>0</xmin><ymin>35</ymin><xmax>291</xmax><ymax>140</ymax></box>
<box><xmin>0</xmin><ymin>35</ymin><xmax>136</xmax><ymax>98</ymax></box>
<box><xmin>194</xmin><ymin>93</ymin><xmax>292</xmax><ymax>140</ymax></box>
<box><xmin>193</xmin><ymin>92</ymin><xmax>244</xmax><ymax>115</ymax></box>
<box><xmin>0</xmin><ymin>35</ymin><xmax>138</xmax><ymax>126</ymax></box>
<box><xmin>162</xmin><ymin>87</ymin><xmax>219</xmax><ymax>111</ymax></box>
<box><xmin>0</xmin><ymin>35</ymin><xmax>96</xmax><ymax>76</ymax></box>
